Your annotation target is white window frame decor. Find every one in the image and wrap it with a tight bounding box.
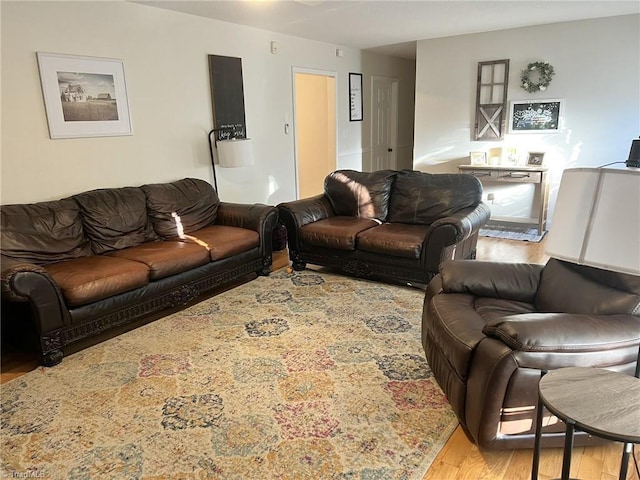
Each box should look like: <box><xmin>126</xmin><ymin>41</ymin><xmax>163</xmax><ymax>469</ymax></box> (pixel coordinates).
<box><xmin>509</xmin><ymin>99</ymin><xmax>562</xmax><ymax>134</ymax></box>
<box><xmin>37</xmin><ymin>52</ymin><xmax>133</xmax><ymax>139</ymax></box>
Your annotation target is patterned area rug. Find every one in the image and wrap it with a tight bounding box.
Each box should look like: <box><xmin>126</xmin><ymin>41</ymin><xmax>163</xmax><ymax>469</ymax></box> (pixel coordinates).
<box><xmin>1</xmin><ymin>270</ymin><xmax>457</xmax><ymax>479</ymax></box>
<box><xmin>480</xmin><ymin>225</ymin><xmax>546</xmax><ymax>243</ymax></box>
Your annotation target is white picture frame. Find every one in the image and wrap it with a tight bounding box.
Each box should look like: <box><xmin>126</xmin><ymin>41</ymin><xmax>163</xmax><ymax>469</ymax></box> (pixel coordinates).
<box><xmin>469</xmin><ymin>151</ymin><xmax>487</xmax><ymax>165</ymax></box>
<box><xmin>37</xmin><ymin>52</ymin><xmax>133</xmax><ymax>139</ymax></box>
<box><xmin>509</xmin><ymin>99</ymin><xmax>562</xmax><ymax>134</ymax></box>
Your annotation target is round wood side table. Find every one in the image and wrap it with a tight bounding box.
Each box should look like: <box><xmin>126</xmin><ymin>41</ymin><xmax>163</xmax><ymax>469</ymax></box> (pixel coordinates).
<box><xmin>531</xmin><ymin>367</ymin><xmax>640</xmax><ymax>480</ymax></box>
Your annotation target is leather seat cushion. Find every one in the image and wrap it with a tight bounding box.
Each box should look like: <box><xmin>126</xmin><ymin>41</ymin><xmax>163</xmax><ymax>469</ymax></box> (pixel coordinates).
<box><xmin>299</xmin><ymin>217</ymin><xmax>378</xmax><ymax>251</ymax></box>
<box><xmin>427</xmin><ymin>293</ymin><xmax>535</xmax><ymax>379</ymax></box>
<box><xmin>73</xmin><ymin>187</ymin><xmax>158</xmax><ymax>255</ymax></box>
<box><xmin>176</xmin><ymin>225</ymin><xmax>260</xmax><ymax>261</ymax></box>
<box><xmin>357</xmin><ymin>223</ymin><xmax>427</xmax><ymax>259</ymax></box>
<box><xmin>1</xmin><ymin>198</ymin><xmax>91</xmax><ymax>264</ymax></box>
<box><xmin>142</xmin><ymin>178</ymin><xmax>219</xmax><ymax>238</ymax></box>
<box><xmin>107</xmin><ymin>241</ymin><xmax>210</xmax><ymax>280</ymax></box>
<box><xmin>44</xmin><ymin>256</ymin><xmax>149</xmax><ymax>307</ymax></box>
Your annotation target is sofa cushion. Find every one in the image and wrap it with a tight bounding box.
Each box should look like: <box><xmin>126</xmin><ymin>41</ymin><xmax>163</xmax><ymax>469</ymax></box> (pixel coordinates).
<box><xmin>173</xmin><ymin>225</ymin><xmax>260</xmax><ymax>261</ymax></box>
<box><xmin>300</xmin><ymin>217</ymin><xmax>378</xmax><ymax>251</ymax></box>
<box><xmin>387</xmin><ymin>171</ymin><xmax>482</xmax><ymax>224</ymax></box>
<box><xmin>142</xmin><ymin>178</ymin><xmax>219</xmax><ymax>238</ymax></box>
<box><xmin>357</xmin><ymin>223</ymin><xmax>428</xmax><ymax>259</ymax></box>
<box><xmin>324</xmin><ymin>170</ymin><xmax>396</xmax><ymax>221</ymax></box>
<box><xmin>535</xmin><ymin>258</ymin><xmax>640</xmax><ymax>315</ymax></box>
<box><xmin>107</xmin><ymin>240</ymin><xmax>210</xmax><ymax>280</ymax></box>
<box><xmin>73</xmin><ymin>187</ymin><xmax>158</xmax><ymax>255</ymax></box>
<box><xmin>1</xmin><ymin>199</ymin><xmax>91</xmax><ymax>265</ymax></box>
<box><xmin>44</xmin><ymin>256</ymin><xmax>149</xmax><ymax>307</ymax></box>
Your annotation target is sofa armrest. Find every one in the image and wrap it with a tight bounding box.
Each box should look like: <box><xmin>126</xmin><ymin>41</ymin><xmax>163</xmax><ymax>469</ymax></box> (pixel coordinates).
<box><xmin>440</xmin><ymin>259</ymin><xmax>544</xmax><ymax>303</ymax></box>
<box><xmin>1</xmin><ymin>256</ymin><xmax>69</xmax><ymax>334</ymax></box>
<box><xmin>421</xmin><ymin>202</ymin><xmax>490</xmax><ymax>271</ymax></box>
<box><xmin>216</xmin><ymin>203</ymin><xmax>279</xmax><ymax>256</ymax></box>
<box><xmin>429</xmin><ymin>202</ymin><xmax>491</xmax><ymax>244</ymax></box>
<box><xmin>483</xmin><ymin>313</ymin><xmax>640</xmax><ymax>354</ymax></box>
<box><xmin>277</xmin><ymin>195</ymin><xmax>334</xmax><ymax>250</ymax></box>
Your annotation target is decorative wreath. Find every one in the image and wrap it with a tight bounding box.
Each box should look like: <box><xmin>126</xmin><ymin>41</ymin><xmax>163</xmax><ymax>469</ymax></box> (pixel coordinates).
<box><xmin>520</xmin><ymin>62</ymin><xmax>555</xmax><ymax>93</ymax></box>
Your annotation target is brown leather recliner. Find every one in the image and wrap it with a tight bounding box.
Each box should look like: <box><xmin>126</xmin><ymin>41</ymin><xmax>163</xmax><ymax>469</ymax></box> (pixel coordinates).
<box><xmin>422</xmin><ymin>258</ymin><xmax>640</xmax><ymax>450</ymax></box>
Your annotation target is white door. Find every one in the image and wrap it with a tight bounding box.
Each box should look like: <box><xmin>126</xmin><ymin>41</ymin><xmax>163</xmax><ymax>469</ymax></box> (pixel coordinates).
<box><xmin>292</xmin><ymin>68</ymin><xmax>337</xmax><ymax>199</ymax></box>
<box><xmin>371</xmin><ymin>76</ymin><xmax>399</xmax><ymax>171</ymax></box>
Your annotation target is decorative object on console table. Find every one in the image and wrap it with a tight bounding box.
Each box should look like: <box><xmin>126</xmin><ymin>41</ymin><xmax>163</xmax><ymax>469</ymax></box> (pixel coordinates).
<box><xmin>509</xmin><ymin>99</ymin><xmax>562</xmax><ymax>133</ymax></box>
<box><xmin>349</xmin><ymin>72</ymin><xmax>363</xmax><ymax>121</ymax></box>
<box><xmin>474</xmin><ymin>59</ymin><xmax>510</xmax><ymax>140</ymax></box>
<box><xmin>527</xmin><ymin>152</ymin><xmax>545</xmax><ymax>166</ymax></box>
<box><xmin>37</xmin><ymin>52</ymin><xmax>133</xmax><ymax>139</ymax></box>
<box><xmin>470</xmin><ymin>151</ymin><xmax>487</xmax><ymax>165</ymax></box>
<box><xmin>457</xmin><ymin>164</ymin><xmax>549</xmax><ymax>235</ymax></box>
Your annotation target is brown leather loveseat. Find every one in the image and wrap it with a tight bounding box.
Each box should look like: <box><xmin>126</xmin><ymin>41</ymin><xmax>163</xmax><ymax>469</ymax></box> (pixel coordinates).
<box><xmin>278</xmin><ymin>169</ymin><xmax>490</xmax><ymax>285</ymax></box>
<box><xmin>422</xmin><ymin>258</ymin><xmax>640</xmax><ymax>450</ymax></box>
<box><xmin>1</xmin><ymin>178</ymin><xmax>278</xmax><ymax>366</ymax></box>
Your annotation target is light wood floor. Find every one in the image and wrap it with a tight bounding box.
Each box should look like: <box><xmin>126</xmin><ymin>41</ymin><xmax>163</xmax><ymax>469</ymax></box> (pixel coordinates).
<box><xmin>2</xmin><ymin>238</ymin><xmax>638</xmax><ymax>479</ymax></box>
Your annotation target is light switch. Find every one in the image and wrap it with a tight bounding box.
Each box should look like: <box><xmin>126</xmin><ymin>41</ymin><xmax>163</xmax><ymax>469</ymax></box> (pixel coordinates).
<box><xmin>270</xmin><ymin>41</ymin><xmax>279</xmax><ymax>54</ymax></box>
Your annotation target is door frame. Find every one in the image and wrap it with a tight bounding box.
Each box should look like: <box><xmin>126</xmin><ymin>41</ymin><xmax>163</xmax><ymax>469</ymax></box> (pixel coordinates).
<box><xmin>292</xmin><ymin>67</ymin><xmax>338</xmax><ymax>199</ymax></box>
<box><xmin>370</xmin><ymin>75</ymin><xmax>399</xmax><ymax>171</ymax></box>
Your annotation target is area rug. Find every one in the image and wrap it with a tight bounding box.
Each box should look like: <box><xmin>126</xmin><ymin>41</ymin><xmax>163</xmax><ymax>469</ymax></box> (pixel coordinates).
<box><xmin>1</xmin><ymin>270</ymin><xmax>457</xmax><ymax>480</ymax></box>
<box><xmin>480</xmin><ymin>225</ymin><xmax>546</xmax><ymax>242</ymax></box>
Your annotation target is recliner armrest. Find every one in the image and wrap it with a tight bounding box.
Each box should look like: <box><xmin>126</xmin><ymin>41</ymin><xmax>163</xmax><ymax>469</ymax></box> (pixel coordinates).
<box><xmin>483</xmin><ymin>313</ymin><xmax>640</xmax><ymax>353</ymax></box>
<box><xmin>440</xmin><ymin>260</ymin><xmax>544</xmax><ymax>303</ymax></box>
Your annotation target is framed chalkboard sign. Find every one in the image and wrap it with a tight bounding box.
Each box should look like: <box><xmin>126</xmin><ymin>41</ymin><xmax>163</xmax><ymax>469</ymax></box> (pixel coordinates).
<box><xmin>208</xmin><ymin>55</ymin><xmax>247</xmax><ymax>140</ymax></box>
<box><xmin>509</xmin><ymin>99</ymin><xmax>562</xmax><ymax>134</ymax></box>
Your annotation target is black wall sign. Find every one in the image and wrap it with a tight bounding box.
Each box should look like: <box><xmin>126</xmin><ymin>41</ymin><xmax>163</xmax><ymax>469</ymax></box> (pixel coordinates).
<box><xmin>208</xmin><ymin>55</ymin><xmax>247</xmax><ymax>141</ymax></box>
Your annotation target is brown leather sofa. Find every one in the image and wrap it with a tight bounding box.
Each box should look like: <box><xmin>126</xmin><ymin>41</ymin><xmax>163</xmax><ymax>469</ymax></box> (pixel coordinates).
<box><xmin>1</xmin><ymin>178</ymin><xmax>278</xmax><ymax>366</ymax></box>
<box><xmin>422</xmin><ymin>258</ymin><xmax>640</xmax><ymax>450</ymax></box>
<box><xmin>278</xmin><ymin>170</ymin><xmax>490</xmax><ymax>285</ymax></box>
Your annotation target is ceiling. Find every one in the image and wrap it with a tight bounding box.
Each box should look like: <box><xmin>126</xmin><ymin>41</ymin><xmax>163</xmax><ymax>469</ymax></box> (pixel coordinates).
<box><xmin>136</xmin><ymin>1</ymin><xmax>640</xmax><ymax>60</ymax></box>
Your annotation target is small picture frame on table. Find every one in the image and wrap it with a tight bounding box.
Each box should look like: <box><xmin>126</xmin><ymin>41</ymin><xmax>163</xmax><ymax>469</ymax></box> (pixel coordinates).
<box><xmin>527</xmin><ymin>152</ymin><xmax>545</xmax><ymax>166</ymax></box>
<box><xmin>470</xmin><ymin>151</ymin><xmax>487</xmax><ymax>165</ymax></box>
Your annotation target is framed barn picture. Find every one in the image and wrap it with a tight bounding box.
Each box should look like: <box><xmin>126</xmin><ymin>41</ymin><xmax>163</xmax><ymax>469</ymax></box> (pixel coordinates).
<box><xmin>37</xmin><ymin>52</ymin><xmax>133</xmax><ymax>139</ymax></box>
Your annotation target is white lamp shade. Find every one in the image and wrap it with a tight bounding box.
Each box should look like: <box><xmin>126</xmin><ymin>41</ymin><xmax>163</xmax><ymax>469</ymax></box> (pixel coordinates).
<box><xmin>216</xmin><ymin>138</ymin><xmax>254</xmax><ymax>168</ymax></box>
<box><xmin>545</xmin><ymin>167</ymin><xmax>640</xmax><ymax>275</ymax></box>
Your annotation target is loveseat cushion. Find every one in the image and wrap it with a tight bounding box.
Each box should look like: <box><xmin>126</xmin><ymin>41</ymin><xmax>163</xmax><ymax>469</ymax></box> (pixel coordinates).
<box><xmin>535</xmin><ymin>259</ymin><xmax>640</xmax><ymax>315</ymax></box>
<box><xmin>107</xmin><ymin>241</ymin><xmax>210</xmax><ymax>280</ymax></box>
<box><xmin>1</xmin><ymin>199</ymin><xmax>91</xmax><ymax>265</ymax></box>
<box><xmin>387</xmin><ymin>171</ymin><xmax>482</xmax><ymax>225</ymax></box>
<box><xmin>73</xmin><ymin>187</ymin><xmax>158</xmax><ymax>255</ymax></box>
<box><xmin>299</xmin><ymin>217</ymin><xmax>378</xmax><ymax>251</ymax></box>
<box><xmin>44</xmin><ymin>256</ymin><xmax>149</xmax><ymax>307</ymax></box>
<box><xmin>175</xmin><ymin>225</ymin><xmax>260</xmax><ymax>261</ymax></box>
<box><xmin>357</xmin><ymin>223</ymin><xmax>428</xmax><ymax>259</ymax></box>
<box><xmin>324</xmin><ymin>170</ymin><xmax>396</xmax><ymax>221</ymax></box>
<box><xmin>142</xmin><ymin>178</ymin><xmax>219</xmax><ymax>238</ymax></box>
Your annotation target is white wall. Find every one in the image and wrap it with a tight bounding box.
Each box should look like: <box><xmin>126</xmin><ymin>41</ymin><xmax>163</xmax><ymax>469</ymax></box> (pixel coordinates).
<box><xmin>0</xmin><ymin>1</ymin><xmax>415</xmax><ymax>205</ymax></box>
<box><xmin>414</xmin><ymin>14</ymin><xmax>640</xmax><ymax>223</ymax></box>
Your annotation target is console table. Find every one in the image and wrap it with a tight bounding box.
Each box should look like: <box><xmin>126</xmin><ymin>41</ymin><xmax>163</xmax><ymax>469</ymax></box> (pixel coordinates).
<box><xmin>532</xmin><ymin>367</ymin><xmax>640</xmax><ymax>480</ymax></box>
<box><xmin>458</xmin><ymin>164</ymin><xmax>549</xmax><ymax>235</ymax></box>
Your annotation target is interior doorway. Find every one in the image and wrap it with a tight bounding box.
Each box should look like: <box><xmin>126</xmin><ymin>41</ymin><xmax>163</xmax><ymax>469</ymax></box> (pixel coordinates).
<box><xmin>292</xmin><ymin>68</ymin><xmax>337</xmax><ymax>199</ymax></box>
<box><xmin>371</xmin><ymin>75</ymin><xmax>399</xmax><ymax>171</ymax></box>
